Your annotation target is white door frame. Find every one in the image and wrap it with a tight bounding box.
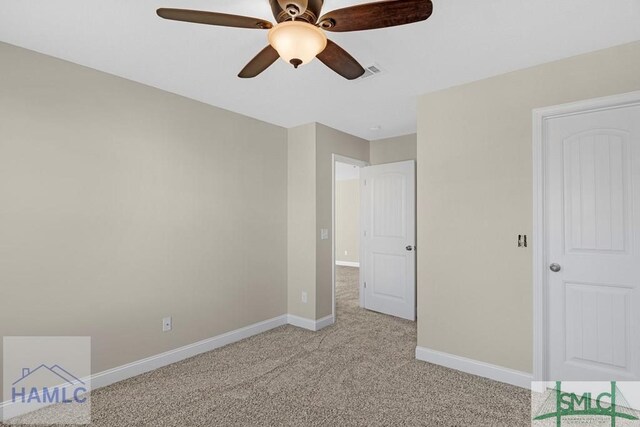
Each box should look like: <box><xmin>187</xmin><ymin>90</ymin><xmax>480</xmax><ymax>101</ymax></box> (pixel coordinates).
<box><xmin>532</xmin><ymin>90</ymin><xmax>640</xmax><ymax>382</ymax></box>
<box><xmin>332</xmin><ymin>154</ymin><xmax>369</xmax><ymax>320</ymax></box>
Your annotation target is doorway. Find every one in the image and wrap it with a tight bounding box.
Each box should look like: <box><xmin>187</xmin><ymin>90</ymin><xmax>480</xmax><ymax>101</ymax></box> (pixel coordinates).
<box><xmin>332</xmin><ymin>155</ymin><xmax>367</xmax><ymax>320</ymax></box>
<box><xmin>332</xmin><ymin>156</ymin><xmax>417</xmax><ymax>322</ymax></box>
<box><xmin>533</xmin><ymin>91</ymin><xmax>640</xmax><ymax>381</ymax></box>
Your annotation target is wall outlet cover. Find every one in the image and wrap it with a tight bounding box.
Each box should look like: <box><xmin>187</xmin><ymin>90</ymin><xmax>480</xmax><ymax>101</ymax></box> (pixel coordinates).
<box><xmin>301</xmin><ymin>291</ymin><xmax>308</xmax><ymax>304</ymax></box>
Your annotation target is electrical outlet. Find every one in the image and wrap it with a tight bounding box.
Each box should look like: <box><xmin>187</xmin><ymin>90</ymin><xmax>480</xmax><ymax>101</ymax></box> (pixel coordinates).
<box><xmin>301</xmin><ymin>291</ymin><xmax>308</xmax><ymax>304</ymax></box>
<box><xmin>320</xmin><ymin>228</ymin><xmax>329</xmax><ymax>240</ymax></box>
<box><xmin>162</xmin><ymin>316</ymin><xmax>172</xmax><ymax>332</ymax></box>
<box><xmin>344</xmin><ymin>250</ymin><xmax>348</xmax><ymax>255</ymax></box>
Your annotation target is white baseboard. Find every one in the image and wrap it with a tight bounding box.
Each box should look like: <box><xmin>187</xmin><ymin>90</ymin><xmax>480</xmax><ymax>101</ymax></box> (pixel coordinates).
<box><xmin>1</xmin><ymin>314</ymin><xmax>288</xmax><ymax>421</ymax></box>
<box><xmin>287</xmin><ymin>314</ymin><xmax>335</xmax><ymax>331</ymax></box>
<box><xmin>415</xmin><ymin>346</ymin><xmax>532</xmax><ymax>389</ymax></box>
<box><xmin>336</xmin><ymin>261</ymin><xmax>359</xmax><ymax>268</ymax></box>
<box><xmin>314</xmin><ymin>315</ymin><xmax>335</xmax><ymax>330</ymax></box>
<box><xmin>1</xmin><ymin>312</ymin><xmax>338</xmax><ymax>421</ymax></box>
<box><xmin>90</xmin><ymin>314</ymin><xmax>289</xmax><ymax>390</ymax></box>
<box><xmin>287</xmin><ymin>314</ymin><xmax>315</xmax><ymax>330</ymax></box>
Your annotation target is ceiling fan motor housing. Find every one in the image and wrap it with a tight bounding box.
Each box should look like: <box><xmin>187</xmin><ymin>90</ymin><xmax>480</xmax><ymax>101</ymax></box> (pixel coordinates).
<box><xmin>274</xmin><ymin>0</ymin><xmax>322</xmax><ymax>24</ymax></box>
<box><xmin>278</xmin><ymin>0</ymin><xmax>307</xmax><ymax>17</ymax></box>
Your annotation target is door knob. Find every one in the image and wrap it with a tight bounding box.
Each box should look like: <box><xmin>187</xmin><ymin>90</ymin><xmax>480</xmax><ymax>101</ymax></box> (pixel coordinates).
<box><xmin>549</xmin><ymin>263</ymin><xmax>561</xmax><ymax>272</ymax></box>
<box><xmin>406</xmin><ymin>246</ymin><xmax>415</xmax><ymax>251</ymax></box>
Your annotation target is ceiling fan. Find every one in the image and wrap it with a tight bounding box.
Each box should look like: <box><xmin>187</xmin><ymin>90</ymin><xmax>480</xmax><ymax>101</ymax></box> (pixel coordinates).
<box><xmin>156</xmin><ymin>0</ymin><xmax>433</xmax><ymax>80</ymax></box>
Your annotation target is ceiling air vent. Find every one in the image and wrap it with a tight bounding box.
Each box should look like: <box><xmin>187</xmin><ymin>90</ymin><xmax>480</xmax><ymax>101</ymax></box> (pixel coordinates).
<box><xmin>359</xmin><ymin>64</ymin><xmax>383</xmax><ymax>79</ymax></box>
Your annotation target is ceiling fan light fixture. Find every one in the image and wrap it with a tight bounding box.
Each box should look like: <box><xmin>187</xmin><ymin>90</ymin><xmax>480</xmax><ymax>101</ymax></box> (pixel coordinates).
<box><xmin>268</xmin><ymin>21</ymin><xmax>327</xmax><ymax>68</ymax></box>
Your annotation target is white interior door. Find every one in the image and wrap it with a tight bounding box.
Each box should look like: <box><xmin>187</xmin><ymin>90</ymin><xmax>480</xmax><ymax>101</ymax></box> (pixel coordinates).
<box><xmin>361</xmin><ymin>160</ymin><xmax>415</xmax><ymax>321</ymax></box>
<box><xmin>546</xmin><ymin>103</ymin><xmax>640</xmax><ymax>380</ymax></box>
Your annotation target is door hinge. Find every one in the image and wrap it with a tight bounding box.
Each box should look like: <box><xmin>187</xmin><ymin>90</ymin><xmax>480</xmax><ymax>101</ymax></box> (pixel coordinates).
<box><xmin>364</xmin><ymin>281</ymin><xmax>367</xmax><ymax>288</ymax></box>
<box><xmin>363</xmin><ymin>179</ymin><xmax>367</xmax><ymax>186</ymax></box>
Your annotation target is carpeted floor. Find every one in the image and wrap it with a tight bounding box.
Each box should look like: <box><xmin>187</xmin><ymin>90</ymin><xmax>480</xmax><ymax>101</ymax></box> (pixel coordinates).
<box><xmin>6</xmin><ymin>267</ymin><xmax>531</xmax><ymax>426</ymax></box>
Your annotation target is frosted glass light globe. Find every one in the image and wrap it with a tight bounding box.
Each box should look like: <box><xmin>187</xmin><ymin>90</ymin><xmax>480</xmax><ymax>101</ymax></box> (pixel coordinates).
<box><xmin>268</xmin><ymin>21</ymin><xmax>327</xmax><ymax>68</ymax></box>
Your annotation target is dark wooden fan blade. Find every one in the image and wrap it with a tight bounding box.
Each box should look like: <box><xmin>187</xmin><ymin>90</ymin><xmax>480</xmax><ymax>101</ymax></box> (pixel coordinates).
<box><xmin>268</xmin><ymin>0</ymin><xmax>285</xmax><ymax>21</ymax></box>
<box><xmin>316</xmin><ymin>40</ymin><xmax>365</xmax><ymax>80</ymax></box>
<box><xmin>318</xmin><ymin>0</ymin><xmax>433</xmax><ymax>32</ymax></box>
<box><xmin>157</xmin><ymin>8</ymin><xmax>273</xmax><ymax>30</ymax></box>
<box><xmin>238</xmin><ymin>45</ymin><xmax>280</xmax><ymax>78</ymax></box>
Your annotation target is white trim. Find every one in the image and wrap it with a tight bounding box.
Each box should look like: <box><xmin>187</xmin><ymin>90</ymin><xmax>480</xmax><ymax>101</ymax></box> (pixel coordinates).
<box><xmin>359</xmin><ymin>175</ymin><xmax>366</xmax><ymax>309</ymax></box>
<box><xmin>92</xmin><ymin>314</ymin><xmax>288</xmax><ymax>388</ymax></box>
<box><xmin>336</xmin><ymin>261</ymin><xmax>360</xmax><ymax>268</ymax></box>
<box><xmin>287</xmin><ymin>314</ymin><xmax>316</xmax><ymax>330</ymax></box>
<box><xmin>1</xmin><ymin>312</ymin><xmax>338</xmax><ymax>420</ymax></box>
<box><xmin>532</xmin><ymin>100</ymin><xmax>546</xmax><ymax>383</ymax></box>
<box><xmin>1</xmin><ymin>314</ymin><xmax>288</xmax><ymax>421</ymax></box>
<box><xmin>314</xmin><ymin>314</ymin><xmax>335</xmax><ymax>331</ymax></box>
<box><xmin>532</xmin><ymin>90</ymin><xmax>640</xmax><ymax>382</ymax></box>
<box><xmin>415</xmin><ymin>346</ymin><xmax>533</xmax><ymax>389</ymax></box>
<box><xmin>287</xmin><ymin>314</ymin><xmax>335</xmax><ymax>331</ymax></box>
<box><xmin>332</xmin><ymin>154</ymin><xmax>369</xmax><ymax>320</ymax></box>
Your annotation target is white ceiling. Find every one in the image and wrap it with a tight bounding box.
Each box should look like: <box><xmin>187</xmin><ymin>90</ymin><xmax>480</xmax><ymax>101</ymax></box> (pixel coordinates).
<box><xmin>1</xmin><ymin>0</ymin><xmax>639</xmax><ymax>140</ymax></box>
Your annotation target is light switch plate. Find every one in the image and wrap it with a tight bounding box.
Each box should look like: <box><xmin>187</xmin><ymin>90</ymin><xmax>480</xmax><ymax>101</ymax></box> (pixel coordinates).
<box><xmin>320</xmin><ymin>228</ymin><xmax>329</xmax><ymax>240</ymax></box>
<box><xmin>162</xmin><ymin>316</ymin><xmax>172</xmax><ymax>332</ymax></box>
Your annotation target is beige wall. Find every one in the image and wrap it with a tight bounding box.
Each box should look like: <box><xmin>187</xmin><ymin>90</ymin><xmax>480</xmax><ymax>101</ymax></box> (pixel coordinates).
<box><xmin>370</xmin><ymin>134</ymin><xmax>417</xmax><ymax>165</ymax></box>
<box><xmin>335</xmin><ymin>179</ymin><xmax>360</xmax><ymax>264</ymax></box>
<box><xmin>287</xmin><ymin>123</ymin><xmax>317</xmax><ymax>319</ymax></box>
<box><xmin>316</xmin><ymin>124</ymin><xmax>369</xmax><ymax>318</ymax></box>
<box><xmin>286</xmin><ymin>123</ymin><xmax>368</xmax><ymax>321</ymax></box>
<box><xmin>417</xmin><ymin>41</ymin><xmax>640</xmax><ymax>373</ymax></box>
<box><xmin>0</xmin><ymin>42</ymin><xmax>288</xmax><ymax>387</ymax></box>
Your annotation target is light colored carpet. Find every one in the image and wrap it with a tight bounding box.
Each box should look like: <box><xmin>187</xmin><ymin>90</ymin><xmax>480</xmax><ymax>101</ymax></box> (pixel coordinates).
<box><xmin>5</xmin><ymin>267</ymin><xmax>531</xmax><ymax>426</ymax></box>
